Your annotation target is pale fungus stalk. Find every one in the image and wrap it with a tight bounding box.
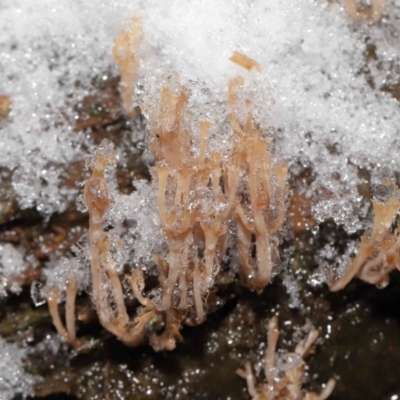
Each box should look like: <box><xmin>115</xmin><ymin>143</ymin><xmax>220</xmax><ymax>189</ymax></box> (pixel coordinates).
<box><xmin>46</xmin><ymin>46</ymin><xmax>288</xmax><ymax>350</ymax></box>
<box><xmin>237</xmin><ymin>316</ymin><xmax>336</xmax><ymax>400</ymax></box>
<box><xmin>330</xmin><ymin>179</ymin><xmax>400</xmax><ymax>291</ymax></box>
<box><xmin>113</xmin><ymin>17</ymin><xmax>142</xmax><ymax>117</ymax></box>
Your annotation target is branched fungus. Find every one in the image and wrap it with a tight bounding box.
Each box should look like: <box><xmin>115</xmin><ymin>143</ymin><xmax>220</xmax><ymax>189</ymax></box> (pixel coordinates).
<box><xmin>227</xmin><ymin>76</ymin><xmax>288</xmax><ymax>292</ymax></box>
<box><xmin>44</xmin><ymin>45</ymin><xmax>288</xmax><ymax>349</ymax></box>
<box><xmin>330</xmin><ymin>178</ymin><xmax>400</xmax><ymax>291</ymax></box>
<box><xmin>237</xmin><ymin>316</ymin><xmax>336</xmax><ymax>400</ymax></box>
<box><xmin>83</xmin><ymin>139</ymin><xmax>176</xmax><ymax>348</ymax></box>
<box><xmin>147</xmin><ymin>73</ymin><xmax>235</xmax><ymax>324</ymax></box>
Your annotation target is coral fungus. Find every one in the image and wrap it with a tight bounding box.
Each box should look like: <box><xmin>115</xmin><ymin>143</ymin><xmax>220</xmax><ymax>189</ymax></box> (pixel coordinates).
<box><xmin>227</xmin><ymin>76</ymin><xmax>288</xmax><ymax>292</ymax></box>
<box><xmin>83</xmin><ymin>139</ymin><xmax>171</xmax><ymax>348</ymax></box>
<box><xmin>237</xmin><ymin>316</ymin><xmax>336</xmax><ymax>400</ymax></box>
<box><xmin>113</xmin><ymin>17</ymin><xmax>142</xmax><ymax>117</ymax></box>
<box><xmin>229</xmin><ymin>51</ymin><xmax>263</xmax><ymax>72</ymax></box>
<box><xmin>43</xmin><ymin>63</ymin><xmax>288</xmax><ymax>350</ymax></box>
<box><xmin>148</xmin><ymin>73</ymin><xmax>232</xmax><ymax>324</ymax></box>
<box><xmin>330</xmin><ymin>179</ymin><xmax>400</xmax><ymax>291</ymax></box>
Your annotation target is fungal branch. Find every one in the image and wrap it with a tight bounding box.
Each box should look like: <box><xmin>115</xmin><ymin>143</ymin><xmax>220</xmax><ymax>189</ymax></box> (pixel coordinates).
<box><xmin>227</xmin><ymin>76</ymin><xmax>288</xmax><ymax>292</ymax></box>
<box><xmin>147</xmin><ymin>73</ymin><xmax>235</xmax><ymax>324</ymax></box>
<box><xmin>147</xmin><ymin>68</ymin><xmax>288</xmax><ymax>323</ymax></box>
<box><xmin>330</xmin><ymin>179</ymin><xmax>400</xmax><ymax>291</ymax></box>
<box><xmin>113</xmin><ymin>17</ymin><xmax>142</xmax><ymax>117</ymax></box>
<box><xmin>44</xmin><ymin>47</ymin><xmax>288</xmax><ymax>350</ymax></box>
<box><xmin>43</xmin><ymin>275</ymin><xmax>80</xmax><ymax>349</ymax></box>
<box><xmin>344</xmin><ymin>0</ymin><xmax>386</xmax><ymax>23</ymax></box>
<box><xmin>236</xmin><ymin>316</ymin><xmax>336</xmax><ymax>400</ymax></box>
<box><xmin>83</xmin><ymin>139</ymin><xmax>164</xmax><ymax>347</ymax></box>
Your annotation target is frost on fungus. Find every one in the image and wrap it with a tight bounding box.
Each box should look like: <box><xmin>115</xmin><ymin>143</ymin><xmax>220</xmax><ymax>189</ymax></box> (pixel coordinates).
<box><xmin>237</xmin><ymin>317</ymin><xmax>335</xmax><ymax>400</ymax></box>
<box><xmin>43</xmin><ymin>55</ymin><xmax>289</xmax><ymax>350</ymax></box>
<box><xmin>5</xmin><ymin>0</ymin><xmax>400</xmax><ymax>397</ymax></box>
<box><xmin>329</xmin><ymin>179</ymin><xmax>400</xmax><ymax>291</ymax></box>
<box><xmin>113</xmin><ymin>17</ymin><xmax>143</xmax><ymax>118</ymax></box>
<box><xmin>344</xmin><ymin>0</ymin><xmax>386</xmax><ymax>23</ymax></box>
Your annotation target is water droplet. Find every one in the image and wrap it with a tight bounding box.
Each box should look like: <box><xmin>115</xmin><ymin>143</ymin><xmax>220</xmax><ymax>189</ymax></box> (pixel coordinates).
<box><xmin>311</xmin><ymin>226</ymin><xmax>319</xmax><ymax>235</ymax></box>
<box><xmin>377</xmin><ymin>280</ymin><xmax>389</xmax><ymax>289</ymax></box>
<box><xmin>31</xmin><ymin>281</ymin><xmax>46</xmax><ymax>306</ymax></box>
<box><xmin>136</xmin><ymin>141</ymin><xmax>147</xmax><ymax>150</ymax></box>
<box><xmin>76</xmin><ymin>194</ymin><xmax>88</xmax><ymax>213</ymax></box>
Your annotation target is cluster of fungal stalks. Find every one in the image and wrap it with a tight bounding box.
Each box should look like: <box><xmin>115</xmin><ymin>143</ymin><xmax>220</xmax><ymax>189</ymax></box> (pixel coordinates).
<box><xmin>43</xmin><ymin>63</ymin><xmax>288</xmax><ymax>350</ymax></box>
<box><xmin>237</xmin><ymin>316</ymin><xmax>336</xmax><ymax>400</ymax></box>
<box><xmin>330</xmin><ymin>179</ymin><xmax>400</xmax><ymax>291</ymax></box>
<box><xmin>148</xmin><ymin>71</ymin><xmax>288</xmax><ymax>325</ymax></box>
<box><xmin>82</xmin><ymin>141</ymin><xmax>170</xmax><ymax>349</ymax></box>
<box><xmin>43</xmin><ymin>275</ymin><xmax>80</xmax><ymax>349</ymax></box>
<box><xmin>227</xmin><ymin>76</ymin><xmax>288</xmax><ymax>292</ymax></box>
<box><xmin>36</xmin><ymin>13</ymin><xmax>337</xmax><ymax>399</ymax></box>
